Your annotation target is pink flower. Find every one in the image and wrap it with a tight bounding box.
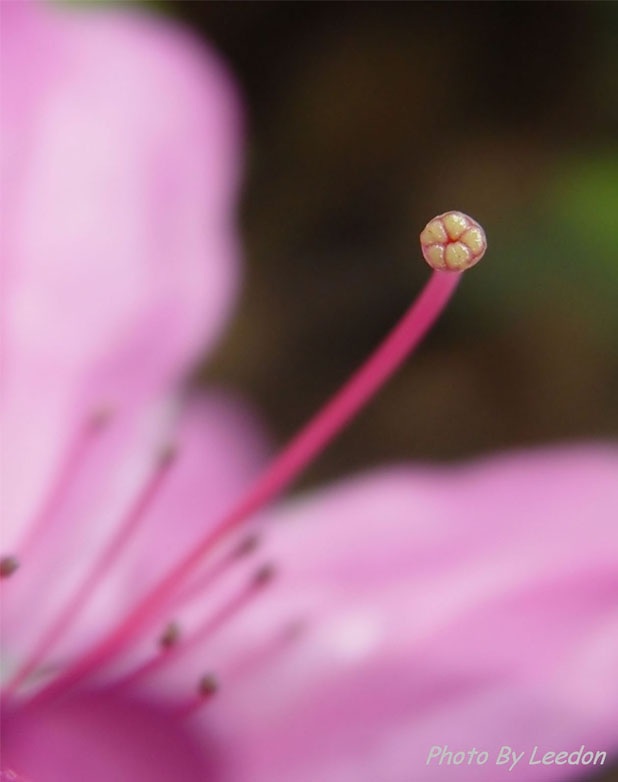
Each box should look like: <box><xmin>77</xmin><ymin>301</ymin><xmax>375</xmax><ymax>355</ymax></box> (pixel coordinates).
<box><xmin>1</xmin><ymin>3</ymin><xmax>617</xmax><ymax>782</ymax></box>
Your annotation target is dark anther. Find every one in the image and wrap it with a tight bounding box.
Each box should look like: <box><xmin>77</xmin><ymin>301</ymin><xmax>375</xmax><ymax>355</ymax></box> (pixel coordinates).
<box><xmin>158</xmin><ymin>443</ymin><xmax>178</xmax><ymax>467</ymax></box>
<box><xmin>198</xmin><ymin>673</ymin><xmax>219</xmax><ymax>697</ymax></box>
<box><xmin>0</xmin><ymin>556</ymin><xmax>19</xmax><ymax>578</ymax></box>
<box><xmin>252</xmin><ymin>563</ymin><xmax>276</xmax><ymax>588</ymax></box>
<box><xmin>89</xmin><ymin>407</ymin><xmax>113</xmax><ymax>431</ymax></box>
<box><xmin>158</xmin><ymin>621</ymin><xmax>181</xmax><ymax>650</ymax></box>
<box><xmin>234</xmin><ymin>533</ymin><xmax>260</xmax><ymax>559</ymax></box>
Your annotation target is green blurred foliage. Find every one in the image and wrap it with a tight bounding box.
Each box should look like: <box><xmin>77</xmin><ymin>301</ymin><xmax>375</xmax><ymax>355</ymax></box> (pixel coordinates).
<box><xmin>552</xmin><ymin>154</ymin><xmax>618</xmax><ymax>289</ymax></box>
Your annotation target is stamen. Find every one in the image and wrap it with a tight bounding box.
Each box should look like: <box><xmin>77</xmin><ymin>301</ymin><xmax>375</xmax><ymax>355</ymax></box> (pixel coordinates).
<box><xmin>117</xmin><ymin>563</ymin><xmax>276</xmax><ymax>691</ymax></box>
<box><xmin>420</xmin><ymin>210</ymin><xmax>487</xmax><ymax>272</ymax></box>
<box><xmin>3</xmin><ymin>444</ymin><xmax>176</xmax><ymax>697</ymax></box>
<box><xmin>172</xmin><ymin>532</ymin><xmax>261</xmax><ymax>608</ymax></box>
<box><xmin>198</xmin><ymin>673</ymin><xmax>219</xmax><ymax>698</ymax></box>
<box><xmin>225</xmin><ymin>619</ymin><xmax>305</xmax><ymax>681</ymax></box>
<box><xmin>12</xmin><ymin>408</ymin><xmax>112</xmax><ymax>564</ymax></box>
<box><xmin>158</xmin><ymin>621</ymin><xmax>181</xmax><ymax>650</ymax></box>
<box><xmin>233</xmin><ymin>533</ymin><xmax>261</xmax><ymax>559</ymax></box>
<box><xmin>174</xmin><ymin>673</ymin><xmax>219</xmax><ymax>718</ymax></box>
<box><xmin>0</xmin><ymin>556</ymin><xmax>19</xmax><ymax>579</ymax></box>
<box><xmin>31</xmin><ymin>221</ymin><xmax>487</xmax><ymax>702</ymax></box>
<box><xmin>252</xmin><ymin>563</ymin><xmax>276</xmax><ymax>587</ymax></box>
<box><xmin>181</xmin><ymin>621</ymin><xmax>304</xmax><ymax>721</ymax></box>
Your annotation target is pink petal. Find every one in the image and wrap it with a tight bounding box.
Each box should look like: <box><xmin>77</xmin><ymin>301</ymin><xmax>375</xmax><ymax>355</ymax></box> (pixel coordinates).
<box><xmin>1</xmin><ymin>689</ymin><xmax>217</xmax><ymax>782</ymax></box>
<box><xmin>1</xmin><ymin>1</ymin><xmax>243</xmax><ymax>542</ymax></box>
<box><xmin>1</xmin><ymin>392</ymin><xmax>269</xmax><ymax>679</ymax></box>
<box><xmin>183</xmin><ymin>445</ymin><xmax>618</xmax><ymax>782</ymax></box>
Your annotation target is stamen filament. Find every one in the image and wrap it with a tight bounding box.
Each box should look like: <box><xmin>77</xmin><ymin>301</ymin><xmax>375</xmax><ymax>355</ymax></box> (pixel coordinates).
<box><xmin>3</xmin><ymin>446</ymin><xmax>176</xmax><ymax>696</ymax></box>
<box><xmin>31</xmin><ymin>269</ymin><xmax>461</xmax><ymax>703</ymax></box>
<box><xmin>171</xmin><ymin>533</ymin><xmax>261</xmax><ymax>609</ymax></box>
<box><xmin>224</xmin><ymin>619</ymin><xmax>304</xmax><ymax>682</ymax></box>
<box><xmin>179</xmin><ymin>621</ymin><xmax>303</xmax><ymax>721</ymax></box>
<box><xmin>175</xmin><ymin>674</ymin><xmax>219</xmax><ymax>719</ymax></box>
<box><xmin>117</xmin><ymin>564</ymin><xmax>273</xmax><ymax>690</ymax></box>
<box><xmin>12</xmin><ymin>410</ymin><xmax>111</xmax><ymax>564</ymax></box>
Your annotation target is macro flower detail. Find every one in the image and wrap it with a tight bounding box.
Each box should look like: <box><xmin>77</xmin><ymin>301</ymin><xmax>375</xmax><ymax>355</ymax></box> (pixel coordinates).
<box><xmin>420</xmin><ymin>210</ymin><xmax>487</xmax><ymax>271</ymax></box>
<box><xmin>1</xmin><ymin>3</ymin><xmax>618</xmax><ymax>782</ymax></box>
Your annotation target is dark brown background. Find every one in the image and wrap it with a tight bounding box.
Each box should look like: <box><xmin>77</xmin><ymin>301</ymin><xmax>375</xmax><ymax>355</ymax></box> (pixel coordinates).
<box><xmin>166</xmin><ymin>1</ymin><xmax>618</xmax><ymax>484</ymax></box>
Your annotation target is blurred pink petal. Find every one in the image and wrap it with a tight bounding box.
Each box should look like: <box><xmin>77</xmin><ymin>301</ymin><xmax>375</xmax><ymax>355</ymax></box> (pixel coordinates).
<box><xmin>5</xmin><ymin>446</ymin><xmax>617</xmax><ymax>780</ymax></box>
<box><xmin>1</xmin><ymin>0</ymin><xmax>243</xmax><ymax>542</ymax></box>
<box><xmin>2</xmin><ymin>689</ymin><xmax>214</xmax><ymax>782</ymax></box>
<box><xmin>1</xmin><ymin>393</ymin><xmax>269</xmax><ymax>678</ymax></box>
<box><xmin>178</xmin><ymin>445</ymin><xmax>618</xmax><ymax>782</ymax></box>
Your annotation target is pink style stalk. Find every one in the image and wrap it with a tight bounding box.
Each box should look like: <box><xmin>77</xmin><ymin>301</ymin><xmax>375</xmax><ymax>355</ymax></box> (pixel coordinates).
<box><xmin>2</xmin><ymin>3</ymin><xmax>618</xmax><ymax>782</ymax></box>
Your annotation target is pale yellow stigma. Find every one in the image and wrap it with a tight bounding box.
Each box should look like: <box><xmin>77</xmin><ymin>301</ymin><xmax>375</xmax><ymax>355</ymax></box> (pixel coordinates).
<box><xmin>420</xmin><ymin>211</ymin><xmax>487</xmax><ymax>271</ymax></box>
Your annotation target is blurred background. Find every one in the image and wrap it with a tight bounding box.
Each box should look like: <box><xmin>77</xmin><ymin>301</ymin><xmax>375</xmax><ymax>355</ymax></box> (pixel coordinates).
<box><xmin>154</xmin><ymin>1</ymin><xmax>618</xmax><ymax>495</ymax></box>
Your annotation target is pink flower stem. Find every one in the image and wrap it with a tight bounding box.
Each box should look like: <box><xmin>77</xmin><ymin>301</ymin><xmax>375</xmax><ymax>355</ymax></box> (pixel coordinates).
<box><xmin>4</xmin><ymin>447</ymin><xmax>175</xmax><ymax>697</ymax></box>
<box><xmin>32</xmin><ymin>269</ymin><xmax>461</xmax><ymax>704</ymax></box>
